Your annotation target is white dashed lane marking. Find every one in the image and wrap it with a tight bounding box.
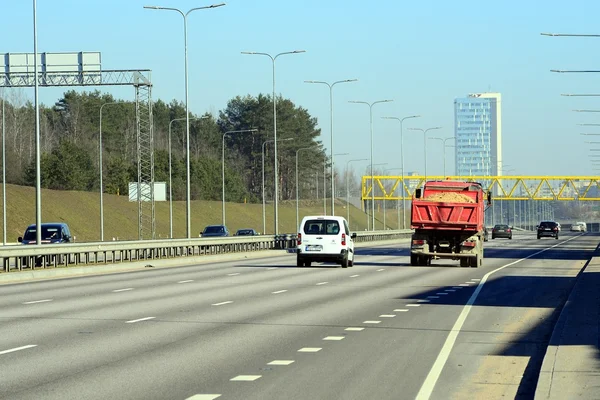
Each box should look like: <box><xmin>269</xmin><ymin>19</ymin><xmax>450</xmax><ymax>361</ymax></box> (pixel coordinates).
<box><xmin>267</xmin><ymin>267</ymin><xmax>278</xmax><ymax>270</ymax></box>
<box><xmin>459</xmin><ymin>284</ymin><xmax>470</xmax><ymax>287</ymax></box>
<box><xmin>298</xmin><ymin>348</ymin><xmax>322</xmax><ymax>352</ymax></box>
<box><xmin>178</xmin><ymin>280</ymin><xmax>194</xmax><ymax>284</ymax></box>
<box><xmin>323</xmin><ymin>336</ymin><xmax>345</xmax><ymax>341</ymax></box>
<box><xmin>112</xmin><ymin>288</ymin><xmax>133</xmax><ymax>293</ymax></box>
<box><xmin>23</xmin><ymin>299</ymin><xmax>52</xmax><ymax>304</ymax></box>
<box><xmin>0</xmin><ymin>345</ymin><xmax>37</xmax><ymax>355</ymax></box>
<box><xmin>212</xmin><ymin>301</ymin><xmax>233</xmax><ymax>306</ymax></box>
<box><xmin>379</xmin><ymin>314</ymin><xmax>396</xmax><ymax>318</ymax></box>
<box><xmin>417</xmin><ymin>299</ymin><xmax>430</xmax><ymax>303</ymax></box>
<box><xmin>363</xmin><ymin>320</ymin><xmax>381</xmax><ymax>324</ymax></box>
<box><xmin>406</xmin><ymin>304</ymin><xmax>420</xmax><ymax>307</ymax></box>
<box><xmin>316</xmin><ymin>282</ymin><xmax>329</xmax><ymax>285</ymax></box>
<box><xmin>345</xmin><ymin>327</ymin><xmax>365</xmax><ymax>331</ymax></box>
<box><xmin>427</xmin><ymin>296</ymin><xmax>440</xmax><ymax>299</ymax></box>
<box><xmin>272</xmin><ymin>290</ymin><xmax>288</xmax><ymax>294</ymax></box>
<box><xmin>186</xmin><ymin>395</ymin><xmax>221</xmax><ymax>400</ymax></box>
<box><xmin>452</xmin><ymin>287</ymin><xmax>464</xmax><ymax>289</ymax></box>
<box><xmin>126</xmin><ymin>317</ymin><xmax>155</xmax><ymax>324</ymax></box>
<box><xmin>267</xmin><ymin>360</ymin><xmax>294</xmax><ymax>366</ymax></box>
<box><xmin>394</xmin><ymin>309</ymin><xmax>409</xmax><ymax>312</ymax></box>
<box><xmin>350</xmin><ymin>275</ymin><xmax>360</xmax><ymax>278</ymax></box>
<box><xmin>445</xmin><ymin>289</ymin><xmax>457</xmax><ymax>292</ymax></box>
<box><xmin>227</xmin><ymin>273</ymin><xmax>240</xmax><ymax>276</ymax></box>
<box><xmin>230</xmin><ymin>375</ymin><xmax>261</xmax><ymax>381</ymax></box>
<box><xmin>377</xmin><ymin>269</ymin><xmax>385</xmax><ymax>272</ymax></box>
<box><xmin>436</xmin><ymin>293</ymin><xmax>449</xmax><ymax>295</ymax></box>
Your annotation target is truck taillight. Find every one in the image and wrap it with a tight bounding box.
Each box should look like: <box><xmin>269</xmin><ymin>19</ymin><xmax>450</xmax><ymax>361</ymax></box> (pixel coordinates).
<box><xmin>341</xmin><ymin>233</ymin><xmax>346</xmax><ymax>246</ymax></box>
<box><xmin>462</xmin><ymin>241</ymin><xmax>476</xmax><ymax>248</ymax></box>
<box><xmin>506</xmin><ymin>228</ymin><xmax>511</xmax><ymax>232</ymax></box>
<box><xmin>297</xmin><ymin>233</ymin><xmax>302</xmax><ymax>245</ymax></box>
<box><xmin>412</xmin><ymin>239</ymin><xmax>425</xmax><ymax>245</ymax></box>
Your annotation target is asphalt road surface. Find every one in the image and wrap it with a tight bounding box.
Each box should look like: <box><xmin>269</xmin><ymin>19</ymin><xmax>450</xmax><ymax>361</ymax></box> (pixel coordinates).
<box><xmin>0</xmin><ymin>231</ymin><xmax>595</xmax><ymax>400</ymax></box>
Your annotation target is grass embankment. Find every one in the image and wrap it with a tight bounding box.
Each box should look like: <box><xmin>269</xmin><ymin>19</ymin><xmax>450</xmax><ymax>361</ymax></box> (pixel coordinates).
<box><xmin>1</xmin><ymin>184</ymin><xmax>409</xmax><ymax>242</ymax></box>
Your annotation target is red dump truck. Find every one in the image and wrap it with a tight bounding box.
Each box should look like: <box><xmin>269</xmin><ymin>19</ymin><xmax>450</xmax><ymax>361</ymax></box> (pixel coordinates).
<box><xmin>410</xmin><ymin>180</ymin><xmax>491</xmax><ymax>268</ymax></box>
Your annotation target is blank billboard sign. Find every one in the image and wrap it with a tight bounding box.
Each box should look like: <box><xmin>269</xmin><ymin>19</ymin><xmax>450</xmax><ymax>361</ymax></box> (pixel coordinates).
<box><xmin>128</xmin><ymin>182</ymin><xmax>166</xmax><ymax>202</ymax></box>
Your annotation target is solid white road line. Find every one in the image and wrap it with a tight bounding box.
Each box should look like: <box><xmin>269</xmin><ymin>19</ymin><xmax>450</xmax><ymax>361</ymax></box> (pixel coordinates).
<box><xmin>212</xmin><ymin>301</ymin><xmax>233</xmax><ymax>306</ymax></box>
<box><xmin>316</xmin><ymin>282</ymin><xmax>329</xmax><ymax>285</ymax></box>
<box><xmin>0</xmin><ymin>345</ymin><xmax>37</xmax><ymax>355</ymax></box>
<box><xmin>272</xmin><ymin>290</ymin><xmax>288</xmax><ymax>294</ymax></box>
<box><xmin>22</xmin><ymin>299</ymin><xmax>52</xmax><ymax>304</ymax></box>
<box><xmin>186</xmin><ymin>395</ymin><xmax>221</xmax><ymax>400</ymax></box>
<box><xmin>112</xmin><ymin>288</ymin><xmax>133</xmax><ymax>292</ymax></box>
<box><xmin>178</xmin><ymin>280</ymin><xmax>194</xmax><ymax>284</ymax></box>
<box><xmin>345</xmin><ymin>327</ymin><xmax>365</xmax><ymax>331</ymax></box>
<box><xmin>125</xmin><ymin>317</ymin><xmax>155</xmax><ymax>324</ymax></box>
<box><xmin>267</xmin><ymin>360</ymin><xmax>294</xmax><ymax>365</ymax></box>
<box><xmin>230</xmin><ymin>375</ymin><xmax>261</xmax><ymax>381</ymax></box>
<box><xmin>415</xmin><ymin>236</ymin><xmax>579</xmax><ymax>400</ymax></box>
<box><xmin>298</xmin><ymin>348</ymin><xmax>322</xmax><ymax>352</ymax></box>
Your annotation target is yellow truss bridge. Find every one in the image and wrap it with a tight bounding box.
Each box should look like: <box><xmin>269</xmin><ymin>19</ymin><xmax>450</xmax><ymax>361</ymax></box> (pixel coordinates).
<box><xmin>361</xmin><ymin>176</ymin><xmax>600</xmax><ymax>201</ymax></box>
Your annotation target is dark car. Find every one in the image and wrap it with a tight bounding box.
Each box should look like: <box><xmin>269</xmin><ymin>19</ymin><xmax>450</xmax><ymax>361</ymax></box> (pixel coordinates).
<box><xmin>18</xmin><ymin>222</ymin><xmax>74</xmax><ymax>244</ymax></box>
<box><xmin>537</xmin><ymin>221</ymin><xmax>559</xmax><ymax>239</ymax></box>
<box><xmin>234</xmin><ymin>228</ymin><xmax>259</xmax><ymax>236</ymax></box>
<box><xmin>200</xmin><ymin>225</ymin><xmax>230</xmax><ymax>237</ymax></box>
<box><xmin>492</xmin><ymin>224</ymin><xmax>512</xmax><ymax>239</ymax></box>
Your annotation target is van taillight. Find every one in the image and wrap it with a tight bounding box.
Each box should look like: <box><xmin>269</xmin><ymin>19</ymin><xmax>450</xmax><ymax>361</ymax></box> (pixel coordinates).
<box><xmin>341</xmin><ymin>233</ymin><xmax>346</xmax><ymax>246</ymax></box>
<box><xmin>297</xmin><ymin>233</ymin><xmax>302</xmax><ymax>245</ymax></box>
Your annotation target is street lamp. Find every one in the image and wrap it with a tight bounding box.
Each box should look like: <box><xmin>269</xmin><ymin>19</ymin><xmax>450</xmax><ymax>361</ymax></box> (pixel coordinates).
<box><xmin>345</xmin><ymin>158</ymin><xmax>368</xmax><ymax>227</ymax></box>
<box><xmin>332</xmin><ymin>152</ymin><xmax>349</xmax><ymax>212</ymax></box>
<box><xmin>429</xmin><ymin>136</ymin><xmax>456</xmax><ymax>177</ymax></box>
<box><xmin>407</xmin><ymin>127</ymin><xmax>442</xmax><ymax>181</ymax></box>
<box><xmin>222</xmin><ymin>129</ymin><xmax>257</xmax><ymax>225</ymax></box>
<box><xmin>33</xmin><ymin>0</ymin><xmax>42</xmax><ymax>244</ymax></box>
<box><xmin>381</xmin><ymin>115</ymin><xmax>420</xmax><ymax>229</ymax></box>
<box><xmin>242</xmin><ymin>50</ymin><xmax>306</xmax><ymax>234</ymax></box>
<box><xmin>305</xmin><ymin>79</ymin><xmax>357</xmax><ymax>215</ymax></box>
<box><xmin>262</xmin><ymin>137</ymin><xmax>293</xmax><ymax>234</ymax></box>
<box><xmin>1</xmin><ymin>89</ymin><xmax>5</xmax><ymax>245</ymax></box>
<box><xmin>296</xmin><ymin>146</ymin><xmax>318</xmax><ymax>229</ymax></box>
<box><xmin>383</xmin><ymin>167</ymin><xmax>403</xmax><ymax>229</ymax></box>
<box><xmin>98</xmin><ymin>102</ymin><xmax>120</xmax><ymax>241</ymax></box>
<box><xmin>370</xmin><ymin>162</ymin><xmax>388</xmax><ymax>230</ymax></box>
<box><xmin>144</xmin><ymin>3</ymin><xmax>226</xmax><ymax>239</ymax></box>
<box><xmin>349</xmin><ymin>99</ymin><xmax>393</xmax><ymax>230</ymax></box>
<box><xmin>168</xmin><ymin>116</ymin><xmax>204</xmax><ymax>239</ymax></box>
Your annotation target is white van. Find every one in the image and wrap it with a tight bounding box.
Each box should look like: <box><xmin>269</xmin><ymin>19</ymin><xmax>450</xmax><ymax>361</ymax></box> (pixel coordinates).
<box><xmin>577</xmin><ymin>221</ymin><xmax>587</xmax><ymax>232</ymax></box>
<box><xmin>296</xmin><ymin>216</ymin><xmax>357</xmax><ymax>268</ymax></box>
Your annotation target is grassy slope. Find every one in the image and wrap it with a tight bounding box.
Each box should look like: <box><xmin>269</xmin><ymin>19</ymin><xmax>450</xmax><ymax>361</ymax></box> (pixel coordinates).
<box><xmin>1</xmin><ymin>184</ymin><xmax>409</xmax><ymax>242</ymax></box>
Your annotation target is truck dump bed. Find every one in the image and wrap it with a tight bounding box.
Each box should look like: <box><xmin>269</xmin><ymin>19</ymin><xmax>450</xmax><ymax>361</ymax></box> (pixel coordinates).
<box><xmin>410</xmin><ymin>182</ymin><xmax>485</xmax><ymax>232</ymax></box>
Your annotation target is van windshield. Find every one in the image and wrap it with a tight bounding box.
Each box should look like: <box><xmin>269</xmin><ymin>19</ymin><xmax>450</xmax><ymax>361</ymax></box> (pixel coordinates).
<box><xmin>303</xmin><ymin>220</ymin><xmax>340</xmax><ymax>235</ymax></box>
<box><xmin>23</xmin><ymin>226</ymin><xmax>62</xmax><ymax>241</ymax></box>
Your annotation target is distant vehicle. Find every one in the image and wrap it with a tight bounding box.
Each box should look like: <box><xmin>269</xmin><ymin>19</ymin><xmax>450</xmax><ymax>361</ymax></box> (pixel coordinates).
<box><xmin>576</xmin><ymin>221</ymin><xmax>587</xmax><ymax>232</ymax></box>
<box><xmin>18</xmin><ymin>222</ymin><xmax>74</xmax><ymax>244</ymax></box>
<box><xmin>296</xmin><ymin>216</ymin><xmax>356</xmax><ymax>268</ymax></box>
<box><xmin>491</xmin><ymin>224</ymin><xmax>512</xmax><ymax>240</ymax></box>
<box><xmin>234</xmin><ymin>228</ymin><xmax>259</xmax><ymax>236</ymax></box>
<box><xmin>570</xmin><ymin>223</ymin><xmax>582</xmax><ymax>232</ymax></box>
<box><xmin>200</xmin><ymin>225</ymin><xmax>230</xmax><ymax>237</ymax></box>
<box><xmin>537</xmin><ymin>221</ymin><xmax>559</xmax><ymax>240</ymax></box>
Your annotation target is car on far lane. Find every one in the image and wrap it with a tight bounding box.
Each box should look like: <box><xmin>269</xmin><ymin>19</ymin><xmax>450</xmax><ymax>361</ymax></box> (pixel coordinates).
<box><xmin>200</xmin><ymin>225</ymin><xmax>230</xmax><ymax>237</ymax></box>
<box><xmin>234</xmin><ymin>228</ymin><xmax>259</xmax><ymax>236</ymax></box>
<box><xmin>491</xmin><ymin>224</ymin><xmax>512</xmax><ymax>239</ymax></box>
<box><xmin>570</xmin><ymin>223</ymin><xmax>582</xmax><ymax>232</ymax></box>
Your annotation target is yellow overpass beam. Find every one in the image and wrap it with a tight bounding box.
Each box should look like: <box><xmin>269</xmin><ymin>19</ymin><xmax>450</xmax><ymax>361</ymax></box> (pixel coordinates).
<box><xmin>360</xmin><ymin>175</ymin><xmax>600</xmax><ymax>201</ymax></box>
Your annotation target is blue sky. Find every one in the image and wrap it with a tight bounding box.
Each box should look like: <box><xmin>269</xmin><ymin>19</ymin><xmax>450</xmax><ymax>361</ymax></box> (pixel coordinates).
<box><xmin>3</xmin><ymin>0</ymin><xmax>600</xmax><ymax>177</ymax></box>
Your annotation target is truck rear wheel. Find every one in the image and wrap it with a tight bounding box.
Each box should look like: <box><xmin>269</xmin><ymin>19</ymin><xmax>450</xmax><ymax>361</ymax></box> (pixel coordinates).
<box><xmin>410</xmin><ymin>255</ymin><xmax>419</xmax><ymax>266</ymax></box>
<box><xmin>460</xmin><ymin>258</ymin><xmax>469</xmax><ymax>268</ymax></box>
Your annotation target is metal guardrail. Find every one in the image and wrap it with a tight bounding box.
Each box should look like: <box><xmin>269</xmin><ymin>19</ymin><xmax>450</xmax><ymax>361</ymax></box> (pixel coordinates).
<box><xmin>0</xmin><ymin>230</ymin><xmax>413</xmax><ymax>273</ymax></box>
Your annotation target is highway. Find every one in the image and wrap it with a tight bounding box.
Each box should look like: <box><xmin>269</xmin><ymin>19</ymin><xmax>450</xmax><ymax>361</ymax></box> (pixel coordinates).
<box><xmin>0</xmin><ymin>231</ymin><xmax>595</xmax><ymax>400</ymax></box>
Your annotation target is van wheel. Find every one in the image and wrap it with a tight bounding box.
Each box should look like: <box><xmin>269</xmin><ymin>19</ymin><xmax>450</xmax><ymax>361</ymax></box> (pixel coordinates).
<box><xmin>348</xmin><ymin>254</ymin><xmax>354</xmax><ymax>267</ymax></box>
<box><xmin>341</xmin><ymin>255</ymin><xmax>349</xmax><ymax>268</ymax></box>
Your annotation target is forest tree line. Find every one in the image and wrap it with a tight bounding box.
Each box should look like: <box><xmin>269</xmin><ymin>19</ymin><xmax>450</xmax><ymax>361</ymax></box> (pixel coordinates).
<box><xmin>0</xmin><ymin>90</ymin><xmax>366</xmax><ymax>203</ymax></box>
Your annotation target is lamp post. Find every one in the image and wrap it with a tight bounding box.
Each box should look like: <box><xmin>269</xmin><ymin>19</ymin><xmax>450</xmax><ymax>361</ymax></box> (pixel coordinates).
<box><xmin>332</xmin><ymin>152</ymin><xmax>349</xmax><ymax>214</ymax></box>
<box><xmin>370</xmin><ymin>162</ymin><xmax>388</xmax><ymax>230</ymax></box>
<box><xmin>381</xmin><ymin>115</ymin><xmax>420</xmax><ymax>229</ymax></box>
<box><xmin>144</xmin><ymin>3</ymin><xmax>226</xmax><ymax>239</ymax></box>
<box><xmin>383</xmin><ymin>167</ymin><xmax>402</xmax><ymax>229</ymax></box>
<box><xmin>168</xmin><ymin>116</ymin><xmax>203</xmax><ymax>239</ymax></box>
<box><xmin>407</xmin><ymin>127</ymin><xmax>442</xmax><ymax>182</ymax></box>
<box><xmin>428</xmin><ymin>136</ymin><xmax>456</xmax><ymax>177</ymax></box>
<box><xmin>504</xmin><ymin>168</ymin><xmax>516</xmax><ymax>225</ymax></box>
<box><xmin>262</xmin><ymin>137</ymin><xmax>293</xmax><ymax>234</ymax></box>
<box><xmin>345</xmin><ymin>158</ymin><xmax>368</xmax><ymax>227</ymax></box>
<box><xmin>1</xmin><ymin>89</ymin><xmax>5</xmax><ymax>245</ymax></box>
<box><xmin>305</xmin><ymin>79</ymin><xmax>357</xmax><ymax>215</ymax></box>
<box><xmin>98</xmin><ymin>102</ymin><xmax>120</xmax><ymax>241</ymax></box>
<box><xmin>349</xmin><ymin>99</ymin><xmax>393</xmax><ymax>230</ymax></box>
<box><xmin>242</xmin><ymin>50</ymin><xmax>306</xmax><ymax>234</ymax></box>
<box><xmin>296</xmin><ymin>146</ymin><xmax>318</xmax><ymax>229</ymax></box>
<box><xmin>33</xmin><ymin>0</ymin><xmax>42</xmax><ymax>244</ymax></box>
<box><xmin>222</xmin><ymin>129</ymin><xmax>257</xmax><ymax>225</ymax></box>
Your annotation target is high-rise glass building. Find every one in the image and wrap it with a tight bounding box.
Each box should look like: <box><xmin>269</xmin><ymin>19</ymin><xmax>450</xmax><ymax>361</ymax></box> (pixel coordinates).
<box><xmin>454</xmin><ymin>92</ymin><xmax>502</xmax><ymax>178</ymax></box>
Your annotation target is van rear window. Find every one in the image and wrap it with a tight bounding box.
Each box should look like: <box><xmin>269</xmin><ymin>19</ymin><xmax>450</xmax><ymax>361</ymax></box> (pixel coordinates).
<box><xmin>303</xmin><ymin>220</ymin><xmax>340</xmax><ymax>235</ymax></box>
